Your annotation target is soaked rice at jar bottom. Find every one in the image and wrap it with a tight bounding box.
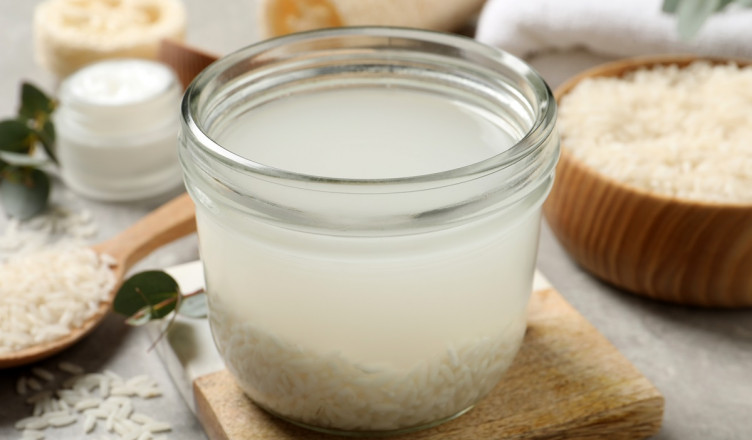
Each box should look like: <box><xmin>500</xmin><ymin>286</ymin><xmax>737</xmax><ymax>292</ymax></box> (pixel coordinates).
<box><xmin>209</xmin><ymin>299</ymin><xmax>527</xmax><ymax>431</ymax></box>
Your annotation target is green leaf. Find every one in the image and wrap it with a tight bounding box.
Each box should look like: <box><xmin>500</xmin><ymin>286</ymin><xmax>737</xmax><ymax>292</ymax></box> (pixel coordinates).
<box><xmin>663</xmin><ymin>0</ymin><xmax>751</xmax><ymax>39</ymax></box>
<box><xmin>662</xmin><ymin>0</ymin><xmax>681</xmax><ymax>12</ymax></box>
<box><xmin>675</xmin><ymin>0</ymin><xmax>722</xmax><ymax>40</ymax></box>
<box><xmin>114</xmin><ymin>271</ymin><xmax>181</xmax><ymax>321</ymax></box>
<box><xmin>0</xmin><ymin>167</ymin><xmax>50</xmax><ymax>220</ymax></box>
<box><xmin>35</xmin><ymin>119</ymin><xmax>57</xmax><ymax>164</ymax></box>
<box><xmin>0</xmin><ymin>120</ymin><xmax>34</xmax><ymax>153</ymax></box>
<box><xmin>179</xmin><ymin>292</ymin><xmax>208</xmax><ymax>318</ymax></box>
<box><xmin>19</xmin><ymin>82</ymin><xmax>56</xmax><ymax>121</ymax></box>
<box><xmin>718</xmin><ymin>0</ymin><xmax>738</xmax><ymax>10</ymax></box>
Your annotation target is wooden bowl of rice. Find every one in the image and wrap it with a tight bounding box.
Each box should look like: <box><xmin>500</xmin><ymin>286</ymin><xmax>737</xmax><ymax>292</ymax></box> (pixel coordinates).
<box><xmin>544</xmin><ymin>55</ymin><xmax>752</xmax><ymax>307</ymax></box>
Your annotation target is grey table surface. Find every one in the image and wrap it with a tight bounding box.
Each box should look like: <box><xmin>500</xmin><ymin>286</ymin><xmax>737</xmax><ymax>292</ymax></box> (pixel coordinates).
<box><xmin>1</xmin><ymin>1</ymin><xmax>751</xmax><ymax>439</ymax></box>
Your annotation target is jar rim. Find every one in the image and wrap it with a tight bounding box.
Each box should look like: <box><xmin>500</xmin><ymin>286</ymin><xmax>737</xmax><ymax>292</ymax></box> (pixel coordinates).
<box><xmin>182</xmin><ymin>27</ymin><xmax>556</xmax><ymax>187</ymax></box>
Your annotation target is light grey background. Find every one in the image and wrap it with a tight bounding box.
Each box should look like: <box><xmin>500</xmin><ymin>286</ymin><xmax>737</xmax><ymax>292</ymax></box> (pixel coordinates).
<box><xmin>1</xmin><ymin>1</ymin><xmax>751</xmax><ymax>439</ymax></box>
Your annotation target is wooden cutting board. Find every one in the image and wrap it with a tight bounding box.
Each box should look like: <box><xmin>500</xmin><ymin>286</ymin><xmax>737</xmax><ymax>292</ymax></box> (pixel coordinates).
<box><xmin>192</xmin><ymin>287</ymin><xmax>664</xmax><ymax>440</ymax></box>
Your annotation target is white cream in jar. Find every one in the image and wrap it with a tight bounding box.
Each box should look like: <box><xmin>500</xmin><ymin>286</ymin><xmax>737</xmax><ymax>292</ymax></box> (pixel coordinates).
<box><xmin>180</xmin><ymin>28</ymin><xmax>559</xmax><ymax>435</ymax></box>
<box><xmin>55</xmin><ymin>59</ymin><xmax>183</xmax><ymax>201</ymax></box>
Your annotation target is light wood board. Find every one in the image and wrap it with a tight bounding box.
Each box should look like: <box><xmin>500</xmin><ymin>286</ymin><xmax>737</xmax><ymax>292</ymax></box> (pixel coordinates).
<box><xmin>194</xmin><ymin>288</ymin><xmax>664</xmax><ymax>439</ymax></box>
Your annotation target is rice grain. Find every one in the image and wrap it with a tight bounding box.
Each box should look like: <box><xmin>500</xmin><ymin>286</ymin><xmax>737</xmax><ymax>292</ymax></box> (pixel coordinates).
<box><xmin>558</xmin><ymin>61</ymin><xmax>752</xmax><ymax>204</ymax></box>
<box><xmin>0</xmin><ymin>247</ymin><xmax>115</xmax><ymax>354</ymax></box>
<box><xmin>59</xmin><ymin>361</ymin><xmax>85</xmax><ymax>375</ymax></box>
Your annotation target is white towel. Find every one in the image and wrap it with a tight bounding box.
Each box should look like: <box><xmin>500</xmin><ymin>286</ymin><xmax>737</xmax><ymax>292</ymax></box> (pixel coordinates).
<box><xmin>476</xmin><ymin>0</ymin><xmax>752</xmax><ymax>59</ymax></box>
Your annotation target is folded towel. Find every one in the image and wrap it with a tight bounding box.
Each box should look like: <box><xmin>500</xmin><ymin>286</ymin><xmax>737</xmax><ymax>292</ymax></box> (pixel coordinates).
<box><xmin>476</xmin><ymin>0</ymin><xmax>752</xmax><ymax>59</ymax></box>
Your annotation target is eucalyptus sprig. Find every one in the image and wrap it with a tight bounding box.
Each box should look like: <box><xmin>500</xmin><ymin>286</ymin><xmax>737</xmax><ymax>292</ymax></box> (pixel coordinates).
<box><xmin>0</xmin><ymin>82</ymin><xmax>58</xmax><ymax>220</ymax></box>
<box><xmin>113</xmin><ymin>270</ymin><xmax>208</xmax><ymax>349</ymax></box>
<box><xmin>663</xmin><ymin>0</ymin><xmax>752</xmax><ymax>40</ymax></box>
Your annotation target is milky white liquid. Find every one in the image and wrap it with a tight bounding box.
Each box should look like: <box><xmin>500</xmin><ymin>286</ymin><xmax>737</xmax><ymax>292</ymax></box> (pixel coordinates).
<box><xmin>197</xmin><ymin>88</ymin><xmax>545</xmax><ymax>431</ymax></box>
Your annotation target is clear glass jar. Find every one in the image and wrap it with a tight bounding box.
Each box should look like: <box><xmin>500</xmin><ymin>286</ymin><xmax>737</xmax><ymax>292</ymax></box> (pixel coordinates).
<box><xmin>179</xmin><ymin>28</ymin><xmax>558</xmax><ymax>436</ymax></box>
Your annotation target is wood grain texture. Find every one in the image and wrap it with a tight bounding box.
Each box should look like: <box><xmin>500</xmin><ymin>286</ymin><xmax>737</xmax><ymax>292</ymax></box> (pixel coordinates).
<box><xmin>544</xmin><ymin>55</ymin><xmax>752</xmax><ymax>307</ymax></box>
<box><xmin>194</xmin><ymin>287</ymin><xmax>664</xmax><ymax>440</ymax></box>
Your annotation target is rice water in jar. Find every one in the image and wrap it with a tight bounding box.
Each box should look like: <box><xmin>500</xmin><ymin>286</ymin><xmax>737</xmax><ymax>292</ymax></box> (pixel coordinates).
<box><xmin>179</xmin><ymin>28</ymin><xmax>559</xmax><ymax>436</ymax></box>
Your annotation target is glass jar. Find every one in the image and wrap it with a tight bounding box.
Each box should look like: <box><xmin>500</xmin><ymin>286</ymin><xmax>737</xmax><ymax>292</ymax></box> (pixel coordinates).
<box><xmin>179</xmin><ymin>28</ymin><xmax>558</xmax><ymax>436</ymax></box>
<box><xmin>56</xmin><ymin>59</ymin><xmax>183</xmax><ymax>201</ymax></box>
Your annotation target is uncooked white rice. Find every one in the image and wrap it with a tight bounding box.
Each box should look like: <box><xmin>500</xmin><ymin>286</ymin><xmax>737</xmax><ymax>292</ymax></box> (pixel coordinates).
<box><xmin>14</xmin><ymin>364</ymin><xmax>172</xmax><ymax>440</ymax></box>
<box><xmin>32</xmin><ymin>368</ymin><xmax>55</xmax><ymax>382</ymax></box>
<box><xmin>558</xmin><ymin>61</ymin><xmax>752</xmax><ymax>204</ymax></box>
<box><xmin>27</xmin><ymin>378</ymin><xmax>43</xmax><ymax>391</ymax></box>
<box><xmin>0</xmin><ymin>246</ymin><xmax>115</xmax><ymax>354</ymax></box>
<box><xmin>0</xmin><ymin>204</ymin><xmax>98</xmax><ymax>259</ymax></box>
<box><xmin>17</xmin><ymin>376</ymin><xmax>28</xmax><ymax>395</ymax></box>
<box><xmin>210</xmin><ymin>299</ymin><xmax>526</xmax><ymax>432</ymax></box>
<box><xmin>59</xmin><ymin>361</ymin><xmax>86</xmax><ymax>375</ymax></box>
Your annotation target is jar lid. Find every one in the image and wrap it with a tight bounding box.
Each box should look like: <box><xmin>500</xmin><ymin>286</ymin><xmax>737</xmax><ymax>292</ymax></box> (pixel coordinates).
<box><xmin>56</xmin><ymin>58</ymin><xmax>184</xmax><ymax>201</ymax></box>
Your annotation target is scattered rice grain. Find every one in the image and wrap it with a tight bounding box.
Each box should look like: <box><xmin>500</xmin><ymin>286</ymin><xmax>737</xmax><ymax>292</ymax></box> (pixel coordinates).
<box><xmin>23</xmin><ymin>417</ymin><xmax>49</xmax><ymax>430</ymax></box>
<box><xmin>83</xmin><ymin>414</ymin><xmax>97</xmax><ymax>433</ymax></box>
<box><xmin>113</xmin><ymin>420</ymin><xmax>129</xmax><ymax>436</ymax></box>
<box><xmin>130</xmin><ymin>413</ymin><xmax>154</xmax><ymax>425</ymax></box>
<box><xmin>144</xmin><ymin>422</ymin><xmax>172</xmax><ymax>433</ymax></box>
<box><xmin>103</xmin><ymin>370</ymin><xmax>123</xmax><ymax>384</ymax></box>
<box><xmin>14</xmin><ymin>365</ymin><xmax>172</xmax><ymax>440</ymax></box>
<box><xmin>26</xmin><ymin>391</ymin><xmax>52</xmax><ymax>405</ymax></box>
<box><xmin>17</xmin><ymin>376</ymin><xmax>28</xmax><ymax>395</ymax></box>
<box><xmin>21</xmin><ymin>429</ymin><xmax>45</xmax><ymax>440</ymax></box>
<box><xmin>42</xmin><ymin>410</ymin><xmax>70</xmax><ymax>419</ymax></box>
<box><xmin>105</xmin><ymin>410</ymin><xmax>117</xmax><ymax>432</ymax></box>
<box><xmin>32</xmin><ymin>367</ymin><xmax>55</xmax><ymax>382</ymax></box>
<box><xmin>47</xmin><ymin>414</ymin><xmax>77</xmax><ymax>427</ymax></box>
<box><xmin>59</xmin><ymin>361</ymin><xmax>85</xmax><ymax>375</ymax></box>
<box><xmin>15</xmin><ymin>416</ymin><xmax>44</xmax><ymax>430</ymax></box>
<box><xmin>74</xmin><ymin>398</ymin><xmax>102</xmax><ymax>411</ymax></box>
<box><xmin>27</xmin><ymin>378</ymin><xmax>43</xmax><ymax>391</ymax></box>
<box><xmin>136</xmin><ymin>387</ymin><xmax>162</xmax><ymax>399</ymax></box>
<box><xmin>110</xmin><ymin>385</ymin><xmax>135</xmax><ymax>396</ymax></box>
<box><xmin>117</xmin><ymin>400</ymin><xmax>134</xmax><ymax>419</ymax></box>
<box><xmin>99</xmin><ymin>376</ymin><xmax>110</xmax><ymax>398</ymax></box>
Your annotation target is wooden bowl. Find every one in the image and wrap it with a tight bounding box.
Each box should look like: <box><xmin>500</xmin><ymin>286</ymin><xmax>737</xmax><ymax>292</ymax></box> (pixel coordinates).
<box><xmin>544</xmin><ymin>55</ymin><xmax>752</xmax><ymax>307</ymax></box>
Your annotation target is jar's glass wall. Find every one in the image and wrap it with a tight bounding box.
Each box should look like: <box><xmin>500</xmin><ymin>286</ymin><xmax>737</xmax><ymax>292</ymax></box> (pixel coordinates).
<box><xmin>179</xmin><ymin>28</ymin><xmax>558</xmax><ymax>436</ymax></box>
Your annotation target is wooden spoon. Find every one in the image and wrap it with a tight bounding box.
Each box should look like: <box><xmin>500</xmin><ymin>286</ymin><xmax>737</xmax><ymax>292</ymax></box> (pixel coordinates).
<box><xmin>0</xmin><ymin>192</ymin><xmax>196</xmax><ymax>368</ymax></box>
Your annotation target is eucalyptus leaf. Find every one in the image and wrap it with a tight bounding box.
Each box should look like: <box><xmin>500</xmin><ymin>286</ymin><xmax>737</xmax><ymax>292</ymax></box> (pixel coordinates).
<box><xmin>0</xmin><ymin>167</ymin><xmax>50</xmax><ymax>220</ymax></box>
<box><xmin>0</xmin><ymin>119</ymin><xmax>34</xmax><ymax>153</ymax></box>
<box><xmin>36</xmin><ymin>119</ymin><xmax>57</xmax><ymax>163</ymax></box>
<box><xmin>664</xmin><ymin>0</ymin><xmax>752</xmax><ymax>39</ymax></box>
<box><xmin>19</xmin><ymin>82</ymin><xmax>56</xmax><ymax>120</ymax></box>
<box><xmin>113</xmin><ymin>271</ymin><xmax>180</xmax><ymax>320</ymax></box>
<box><xmin>676</xmin><ymin>0</ymin><xmax>722</xmax><ymax>40</ymax></box>
<box><xmin>179</xmin><ymin>292</ymin><xmax>208</xmax><ymax>318</ymax></box>
<box><xmin>662</xmin><ymin>0</ymin><xmax>681</xmax><ymax>12</ymax></box>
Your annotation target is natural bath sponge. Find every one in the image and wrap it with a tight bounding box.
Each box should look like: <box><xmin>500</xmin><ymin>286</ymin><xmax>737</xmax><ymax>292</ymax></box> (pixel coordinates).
<box><xmin>34</xmin><ymin>0</ymin><xmax>187</xmax><ymax>77</ymax></box>
<box><xmin>258</xmin><ymin>0</ymin><xmax>485</xmax><ymax>39</ymax></box>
